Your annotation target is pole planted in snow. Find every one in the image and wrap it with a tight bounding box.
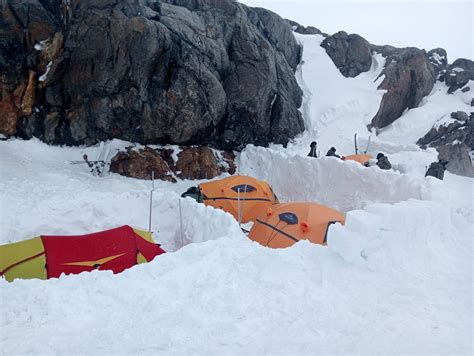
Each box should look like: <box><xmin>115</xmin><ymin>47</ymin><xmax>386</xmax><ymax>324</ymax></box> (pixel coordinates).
<box><xmin>148</xmin><ymin>171</ymin><xmax>154</xmax><ymax>233</ymax></box>
<box><xmin>178</xmin><ymin>197</ymin><xmax>185</xmax><ymax>249</ymax></box>
<box><xmin>237</xmin><ymin>187</ymin><xmax>241</xmax><ymax>226</ymax></box>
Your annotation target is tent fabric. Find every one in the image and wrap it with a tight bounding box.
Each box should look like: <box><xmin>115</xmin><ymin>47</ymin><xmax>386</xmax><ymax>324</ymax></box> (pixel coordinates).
<box><xmin>0</xmin><ymin>226</ymin><xmax>165</xmax><ymax>282</ymax></box>
<box><xmin>199</xmin><ymin>175</ymin><xmax>278</xmax><ymax>223</ymax></box>
<box><xmin>345</xmin><ymin>154</ymin><xmax>373</xmax><ymax>165</ymax></box>
<box><xmin>249</xmin><ymin>202</ymin><xmax>345</xmax><ymax>249</ymax></box>
<box><xmin>0</xmin><ymin>237</ymin><xmax>47</xmax><ymax>282</ymax></box>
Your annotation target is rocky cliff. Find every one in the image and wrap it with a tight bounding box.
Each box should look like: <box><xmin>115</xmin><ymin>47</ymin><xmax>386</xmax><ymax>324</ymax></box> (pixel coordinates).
<box><xmin>317</xmin><ymin>28</ymin><xmax>473</xmax><ymax>176</ymax></box>
<box><xmin>0</xmin><ymin>0</ymin><xmax>303</xmax><ymax>150</ymax></box>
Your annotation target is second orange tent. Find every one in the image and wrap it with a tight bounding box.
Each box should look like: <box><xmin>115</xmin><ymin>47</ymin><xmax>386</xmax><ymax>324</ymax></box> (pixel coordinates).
<box><xmin>199</xmin><ymin>175</ymin><xmax>278</xmax><ymax>223</ymax></box>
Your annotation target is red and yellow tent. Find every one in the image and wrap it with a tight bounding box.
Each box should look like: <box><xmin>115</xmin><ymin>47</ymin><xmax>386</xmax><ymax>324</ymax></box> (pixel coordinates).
<box><xmin>199</xmin><ymin>175</ymin><xmax>278</xmax><ymax>223</ymax></box>
<box><xmin>0</xmin><ymin>225</ymin><xmax>165</xmax><ymax>282</ymax></box>
<box><xmin>249</xmin><ymin>202</ymin><xmax>345</xmax><ymax>249</ymax></box>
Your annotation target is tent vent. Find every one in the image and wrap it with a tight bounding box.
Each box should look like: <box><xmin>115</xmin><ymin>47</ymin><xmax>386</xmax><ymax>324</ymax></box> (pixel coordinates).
<box><xmin>278</xmin><ymin>212</ymin><xmax>298</xmax><ymax>225</ymax></box>
<box><xmin>231</xmin><ymin>184</ymin><xmax>256</xmax><ymax>193</ymax></box>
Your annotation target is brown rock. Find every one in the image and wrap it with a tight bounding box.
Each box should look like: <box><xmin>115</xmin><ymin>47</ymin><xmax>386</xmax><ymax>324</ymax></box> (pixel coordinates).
<box><xmin>110</xmin><ymin>147</ymin><xmax>176</xmax><ymax>182</ymax></box>
<box><xmin>222</xmin><ymin>151</ymin><xmax>236</xmax><ymax>175</ymax></box>
<box><xmin>21</xmin><ymin>71</ymin><xmax>36</xmax><ymax>115</ymax></box>
<box><xmin>0</xmin><ymin>99</ymin><xmax>20</xmax><ymax>136</ymax></box>
<box><xmin>371</xmin><ymin>48</ymin><xmax>436</xmax><ymax>128</ymax></box>
<box><xmin>175</xmin><ymin>147</ymin><xmax>223</xmax><ymax>180</ymax></box>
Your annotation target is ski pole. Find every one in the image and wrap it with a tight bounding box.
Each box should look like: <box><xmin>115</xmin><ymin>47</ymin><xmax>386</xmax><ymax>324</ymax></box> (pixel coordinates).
<box><xmin>179</xmin><ymin>198</ymin><xmax>184</xmax><ymax>249</ymax></box>
<box><xmin>148</xmin><ymin>171</ymin><xmax>154</xmax><ymax>233</ymax></box>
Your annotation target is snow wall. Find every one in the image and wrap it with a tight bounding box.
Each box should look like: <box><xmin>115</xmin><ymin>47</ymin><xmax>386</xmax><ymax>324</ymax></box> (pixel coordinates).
<box><xmin>240</xmin><ymin>145</ymin><xmax>431</xmax><ymax>212</ymax></box>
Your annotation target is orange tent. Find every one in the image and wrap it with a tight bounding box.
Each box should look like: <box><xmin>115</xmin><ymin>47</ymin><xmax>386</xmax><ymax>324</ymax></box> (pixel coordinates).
<box><xmin>249</xmin><ymin>202</ymin><xmax>345</xmax><ymax>249</ymax></box>
<box><xmin>345</xmin><ymin>154</ymin><xmax>372</xmax><ymax>166</ymax></box>
<box><xmin>199</xmin><ymin>175</ymin><xmax>278</xmax><ymax>223</ymax></box>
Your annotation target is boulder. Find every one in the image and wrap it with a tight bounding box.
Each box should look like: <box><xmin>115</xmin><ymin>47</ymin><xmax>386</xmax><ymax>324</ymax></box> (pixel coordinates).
<box><xmin>175</xmin><ymin>147</ymin><xmax>223</xmax><ymax>180</ymax></box>
<box><xmin>321</xmin><ymin>31</ymin><xmax>372</xmax><ymax>77</ymax></box>
<box><xmin>109</xmin><ymin>145</ymin><xmax>236</xmax><ymax>181</ymax></box>
<box><xmin>427</xmin><ymin>48</ymin><xmax>448</xmax><ymax>75</ymax></box>
<box><xmin>444</xmin><ymin>58</ymin><xmax>474</xmax><ymax>93</ymax></box>
<box><xmin>437</xmin><ymin>143</ymin><xmax>474</xmax><ymax>178</ymax></box>
<box><xmin>295</xmin><ymin>25</ymin><xmax>323</xmax><ymax>35</ymax></box>
<box><xmin>109</xmin><ymin>147</ymin><xmax>176</xmax><ymax>182</ymax></box>
<box><xmin>451</xmin><ymin>111</ymin><xmax>469</xmax><ymax>122</ymax></box>
<box><xmin>417</xmin><ymin>116</ymin><xmax>474</xmax><ymax>177</ymax></box>
<box><xmin>370</xmin><ymin>47</ymin><xmax>436</xmax><ymax>128</ymax></box>
<box><xmin>2</xmin><ymin>0</ymin><xmax>304</xmax><ymax>150</ymax></box>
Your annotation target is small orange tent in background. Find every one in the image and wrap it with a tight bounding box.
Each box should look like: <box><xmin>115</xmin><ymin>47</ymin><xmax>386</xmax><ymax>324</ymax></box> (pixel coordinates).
<box><xmin>344</xmin><ymin>154</ymin><xmax>372</xmax><ymax>166</ymax></box>
<box><xmin>249</xmin><ymin>202</ymin><xmax>345</xmax><ymax>249</ymax></box>
<box><xmin>0</xmin><ymin>226</ymin><xmax>165</xmax><ymax>282</ymax></box>
<box><xmin>199</xmin><ymin>175</ymin><xmax>278</xmax><ymax>223</ymax></box>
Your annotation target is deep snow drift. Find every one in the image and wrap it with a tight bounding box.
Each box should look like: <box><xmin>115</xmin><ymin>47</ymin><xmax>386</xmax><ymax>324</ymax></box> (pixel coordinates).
<box><xmin>1</xmin><ymin>32</ymin><xmax>473</xmax><ymax>355</ymax></box>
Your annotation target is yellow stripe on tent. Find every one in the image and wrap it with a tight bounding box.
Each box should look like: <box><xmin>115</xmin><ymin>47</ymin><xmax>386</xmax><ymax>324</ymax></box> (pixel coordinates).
<box><xmin>62</xmin><ymin>253</ymin><xmax>127</xmax><ymax>267</ymax></box>
<box><xmin>136</xmin><ymin>252</ymin><xmax>147</xmax><ymax>264</ymax></box>
<box><xmin>0</xmin><ymin>237</ymin><xmax>47</xmax><ymax>282</ymax></box>
<box><xmin>133</xmin><ymin>228</ymin><xmax>155</xmax><ymax>243</ymax></box>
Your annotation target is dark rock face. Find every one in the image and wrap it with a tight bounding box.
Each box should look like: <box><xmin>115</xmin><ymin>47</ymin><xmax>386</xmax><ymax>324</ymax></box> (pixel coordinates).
<box><xmin>0</xmin><ymin>0</ymin><xmax>304</xmax><ymax>150</ymax></box>
<box><xmin>109</xmin><ymin>145</ymin><xmax>235</xmax><ymax>181</ymax></box>
<box><xmin>321</xmin><ymin>31</ymin><xmax>372</xmax><ymax>78</ymax></box>
<box><xmin>417</xmin><ymin>113</ymin><xmax>474</xmax><ymax>177</ymax></box>
<box><xmin>370</xmin><ymin>47</ymin><xmax>436</xmax><ymax>128</ymax></box>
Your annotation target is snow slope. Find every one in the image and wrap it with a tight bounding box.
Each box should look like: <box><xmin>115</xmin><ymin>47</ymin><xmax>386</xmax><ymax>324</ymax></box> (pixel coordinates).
<box><xmin>1</xmin><ymin>32</ymin><xmax>473</xmax><ymax>355</ymax></box>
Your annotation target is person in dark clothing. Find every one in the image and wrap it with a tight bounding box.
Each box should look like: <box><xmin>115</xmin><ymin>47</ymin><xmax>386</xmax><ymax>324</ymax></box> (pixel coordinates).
<box><xmin>308</xmin><ymin>141</ymin><xmax>318</xmax><ymax>158</ymax></box>
<box><xmin>425</xmin><ymin>160</ymin><xmax>448</xmax><ymax>180</ymax></box>
<box><xmin>376</xmin><ymin>153</ymin><xmax>392</xmax><ymax>170</ymax></box>
<box><xmin>326</xmin><ymin>147</ymin><xmax>341</xmax><ymax>158</ymax></box>
<box><xmin>181</xmin><ymin>186</ymin><xmax>204</xmax><ymax>202</ymax></box>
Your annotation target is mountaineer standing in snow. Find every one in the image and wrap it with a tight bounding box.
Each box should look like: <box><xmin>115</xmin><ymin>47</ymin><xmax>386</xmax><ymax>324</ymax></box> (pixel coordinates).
<box><xmin>376</xmin><ymin>153</ymin><xmax>392</xmax><ymax>170</ymax></box>
<box><xmin>307</xmin><ymin>141</ymin><xmax>318</xmax><ymax>158</ymax></box>
<box><xmin>425</xmin><ymin>159</ymin><xmax>448</xmax><ymax>180</ymax></box>
<box><xmin>326</xmin><ymin>147</ymin><xmax>341</xmax><ymax>159</ymax></box>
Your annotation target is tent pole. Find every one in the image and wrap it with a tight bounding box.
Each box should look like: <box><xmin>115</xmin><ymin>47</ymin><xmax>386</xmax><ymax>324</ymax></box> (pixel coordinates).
<box><xmin>148</xmin><ymin>171</ymin><xmax>154</xmax><ymax>233</ymax></box>
<box><xmin>237</xmin><ymin>187</ymin><xmax>241</xmax><ymax>226</ymax></box>
<box><xmin>179</xmin><ymin>198</ymin><xmax>184</xmax><ymax>249</ymax></box>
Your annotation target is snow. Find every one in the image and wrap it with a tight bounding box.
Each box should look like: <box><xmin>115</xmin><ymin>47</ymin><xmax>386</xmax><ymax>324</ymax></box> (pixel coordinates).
<box><xmin>1</xmin><ymin>30</ymin><xmax>473</xmax><ymax>355</ymax></box>
<box><xmin>38</xmin><ymin>61</ymin><xmax>52</xmax><ymax>82</ymax></box>
<box><xmin>291</xmin><ymin>34</ymin><xmax>385</xmax><ymax>156</ymax></box>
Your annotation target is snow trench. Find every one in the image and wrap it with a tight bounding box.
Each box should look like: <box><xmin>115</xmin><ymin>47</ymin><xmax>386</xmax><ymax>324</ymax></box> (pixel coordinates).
<box><xmin>240</xmin><ymin>145</ymin><xmax>430</xmax><ymax>212</ymax></box>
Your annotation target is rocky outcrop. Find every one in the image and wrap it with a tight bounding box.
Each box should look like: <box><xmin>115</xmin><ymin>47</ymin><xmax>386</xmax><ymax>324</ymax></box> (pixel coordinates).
<box><xmin>417</xmin><ymin>112</ymin><xmax>474</xmax><ymax>177</ymax></box>
<box><xmin>0</xmin><ymin>0</ymin><xmax>304</xmax><ymax>150</ymax></box>
<box><xmin>437</xmin><ymin>143</ymin><xmax>474</xmax><ymax>178</ymax></box>
<box><xmin>109</xmin><ymin>145</ymin><xmax>235</xmax><ymax>181</ymax></box>
<box><xmin>370</xmin><ymin>46</ymin><xmax>436</xmax><ymax>128</ymax></box>
<box><xmin>444</xmin><ymin>58</ymin><xmax>474</xmax><ymax>94</ymax></box>
<box><xmin>427</xmin><ymin>48</ymin><xmax>448</xmax><ymax>76</ymax></box>
<box><xmin>321</xmin><ymin>31</ymin><xmax>372</xmax><ymax>78</ymax></box>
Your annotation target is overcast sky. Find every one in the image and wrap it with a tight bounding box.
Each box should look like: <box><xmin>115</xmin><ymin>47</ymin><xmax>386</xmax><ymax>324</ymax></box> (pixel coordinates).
<box><xmin>239</xmin><ymin>0</ymin><xmax>473</xmax><ymax>61</ymax></box>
